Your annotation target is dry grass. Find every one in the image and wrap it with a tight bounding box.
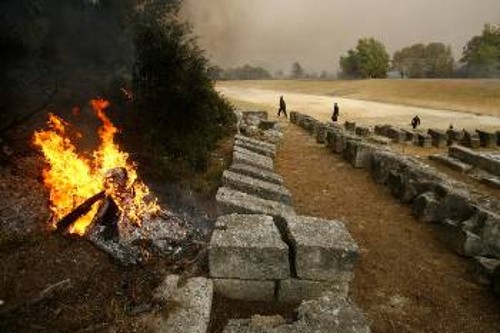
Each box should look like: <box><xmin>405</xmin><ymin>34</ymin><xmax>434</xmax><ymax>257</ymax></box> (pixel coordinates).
<box><xmin>218</xmin><ymin>79</ymin><xmax>500</xmax><ymax>117</ymax></box>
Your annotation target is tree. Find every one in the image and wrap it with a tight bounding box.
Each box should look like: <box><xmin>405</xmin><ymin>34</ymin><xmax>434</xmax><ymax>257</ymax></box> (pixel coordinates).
<box><xmin>221</xmin><ymin>65</ymin><xmax>272</xmax><ymax>80</ymax></box>
<box><xmin>339</xmin><ymin>38</ymin><xmax>390</xmax><ymax>78</ymax></box>
<box><xmin>290</xmin><ymin>62</ymin><xmax>305</xmax><ymax>78</ymax></box>
<box><xmin>461</xmin><ymin>24</ymin><xmax>500</xmax><ymax>78</ymax></box>
<box><xmin>393</xmin><ymin>42</ymin><xmax>454</xmax><ymax>78</ymax></box>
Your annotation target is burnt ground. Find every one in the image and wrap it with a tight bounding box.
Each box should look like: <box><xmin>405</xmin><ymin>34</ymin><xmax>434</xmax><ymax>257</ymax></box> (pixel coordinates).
<box><xmin>275</xmin><ymin>121</ymin><xmax>500</xmax><ymax>333</ymax></box>
<box><xmin>0</xmin><ymin>137</ymin><xmax>234</xmax><ymax>333</ymax></box>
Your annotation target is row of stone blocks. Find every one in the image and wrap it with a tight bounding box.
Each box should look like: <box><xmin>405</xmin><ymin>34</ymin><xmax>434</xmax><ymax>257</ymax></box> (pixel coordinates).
<box><xmin>290</xmin><ymin>112</ymin><xmax>500</xmax><ymax>297</ymax></box>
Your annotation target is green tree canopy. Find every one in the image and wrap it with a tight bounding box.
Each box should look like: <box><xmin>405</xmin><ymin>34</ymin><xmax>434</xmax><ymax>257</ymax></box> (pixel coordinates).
<box><xmin>290</xmin><ymin>61</ymin><xmax>305</xmax><ymax>78</ymax></box>
<box><xmin>340</xmin><ymin>38</ymin><xmax>390</xmax><ymax>78</ymax></box>
<box><xmin>461</xmin><ymin>24</ymin><xmax>500</xmax><ymax>78</ymax></box>
<box><xmin>393</xmin><ymin>42</ymin><xmax>454</xmax><ymax>78</ymax></box>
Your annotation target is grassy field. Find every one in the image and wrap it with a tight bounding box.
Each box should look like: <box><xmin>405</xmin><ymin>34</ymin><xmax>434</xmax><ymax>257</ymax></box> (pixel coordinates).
<box><xmin>218</xmin><ymin>79</ymin><xmax>500</xmax><ymax>117</ymax></box>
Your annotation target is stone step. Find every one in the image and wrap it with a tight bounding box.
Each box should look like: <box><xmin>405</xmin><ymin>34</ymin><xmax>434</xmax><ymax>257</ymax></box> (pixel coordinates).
<box><xmin>229</xmin><ymin>163</ymin><xmax>283</xmax><ymax>185</ymax></box>
<box><xmin>235</xmin><ymin>134</ymin><xmax>276</xmax><ymax>150</ymax></box>
<box><xmin>429</xmin><ymin>154</ymin><xmax>473</xmax><ymax>173</ymax></box>
<box><xmin>222</xmin><ymin>170</ymin><xmax>292</xmax><ymax>205</ymax></box>
<box><xmin>235</xmin><ymin>140</ymin><xmax>275</xmax><ymax>158</ymax></box>
<box><xmin>233</xmin><ymin>150</ymin><xmax>274</xmax><ymax>171</ymax></box>
<box><xmin>216</xmin><ymin>187</ymin><xmax>295</xmax><ymax>218</ymax></box>
<box><xmin>209</xmin><ymin>214</ymin><xmax>290</xmax><ymax>280</ymax></box>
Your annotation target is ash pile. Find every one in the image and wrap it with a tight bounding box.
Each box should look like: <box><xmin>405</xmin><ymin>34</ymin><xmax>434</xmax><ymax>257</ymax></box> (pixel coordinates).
<box><xmin>57</xmin><ymin>167</ymin><xmax>200</xmax><ymax>266</ymax></box>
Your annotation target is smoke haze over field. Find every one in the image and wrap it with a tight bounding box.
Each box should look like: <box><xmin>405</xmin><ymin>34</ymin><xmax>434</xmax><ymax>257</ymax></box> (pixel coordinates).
<box><xmin>183</xmin><ymin>0</ymin><xmax>500</xmax><ymax>74</ymax></box>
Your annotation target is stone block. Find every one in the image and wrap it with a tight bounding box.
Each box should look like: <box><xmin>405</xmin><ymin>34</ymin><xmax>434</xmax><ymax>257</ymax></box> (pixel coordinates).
<box><xmin>343</xmin><ymin>140</ymin><xmax>377</xmax><ymax>169</ymax></box>
<box><xmin>429</xmin><ymin>154</ymin><xmax>473</xmax><ymax>173</ymax></box>
<box><xmin>222</xmin><ymin>170</ymin><xmax>292</xmax><ymax>205</ymax></box>
<box><xmin>277</xmin><ymin>279</ymin><xmax>349</xmax><ymax>303</ymax></box>
<box><xmin>462</xmin><ymin>131</ymin><xmax>481</xmax><ymax>148</ymax></box>
<box><xmin>243</xmin><ymin>111</ymin><xmax>268</xmax><ymax>121</ymax></box>
<box><xmin>235</xmin><ymin>140</ymin><xmax>275</xmax><ymax>158</ymax></box>
<box><xmin>290</xmin><ymin>111</ymin><xmax>298</xmax><ymax>124</ymax></box>
<box><xmin>368</xmin><ymin>135</ymin><xmax>392</xmax><ymax>145</ymax></box>
<box><xmin>216</xmin><ymin>187</ymin><xmax>295</xmax><ymax>218</ymax></box>
<box><xmin>428</xmin><ymin>129</ymin><xmax>448</xmax><ymax>148</ymax></box>
<box><xmin>476</xmin><ymin>130</ymin><xmax>497</xmax><ymax>148</ymax></box>
<box><xmin>450</xmin><ymin>145</ymin><xmax>500</xmax><ymax>177</ymax></box>
<box><xmin>412</xmin><ymin>192</ymin><xmax>440</xmax><ymax>223</ymax></box>
<box><xmin>438</xmin><ymin>220</ymin><xmax>488</xmax><ymax>257</ymax></box>
<box><xmin>209</xmin><ymin>214</ymin><xmax>290</xmax><ymax>279</ymax></box>
<box><xmin>229</xmin><ymin>163</ymin><xmax>283</xmax><ymax>185</ymax></box>
<box><xmin>259</xmin><ymin>120</ymin><xmax>277</xmax><ymax>131</ymax></box>
<box><xmin>345</xmin><ymin>121</ymin><xmax>356</xmax><ymax>131</ymax></box>
<box><xmin>235</xmin><ymin>134</ymin><xmax>276</xmax><ymax>151</ymax></box>
<box><xmin>387</xmin><ymin>127</ymin><xmax>406</xmax><ymax>143</ymax></box>
<box><xmin>213</xmin><ymin>279</ymin><xmax>276</xmax><ymax>301</ymax></box>
<box><xmin>315</xmin><ymin>124</ymin><xmax>328</xmax><ymax>144</ymax></box>
<box><xmin>144</xmin><ymin>276</ymin><xmax>213</xmax><ymax>333</ymax></box>
<box><xmin>417</xmin><ymin>134</ymin><xmax>432</xmax><ymax>148</ymax></box>
<box><xmin>233</xmin><ymin>150</ymin><xmax>274</xmax><ymax>172</ymax></box>
<box><xmin>480</xmin><ymin>212</ymin><xmax>500</xmax><ymax>258</ymax></box>
<box><xmin>355</xmin><ymin>126</ymin><xmax>371</xmax><ymax>137</ymax></box>
<box><xmin>284</xmin><ymin>215</ymin><xmax>359</xmax><ymax>281</ymax></box>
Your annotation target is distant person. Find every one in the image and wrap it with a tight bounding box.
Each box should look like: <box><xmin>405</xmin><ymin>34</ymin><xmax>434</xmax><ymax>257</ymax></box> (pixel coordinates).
<box><xmin>331</xmin><ymin>102</ymin><xmax>339</xmax><ymax>122</ymax></box>
<box><xmin>277</xmin><ymin>96</ymin><xmax>287</xmax><ymax>118</ymax></box>
<box><xmin>411</xmin><ymin>115</ymin><xmax>421</xmax><ymax>129</ymax></box>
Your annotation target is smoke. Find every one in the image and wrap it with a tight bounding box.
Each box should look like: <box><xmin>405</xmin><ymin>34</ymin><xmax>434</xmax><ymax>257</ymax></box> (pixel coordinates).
<box><xmin>183</xmin><ymin>0</ymin><xmax>500</xmax><ymax>73</ymax></box>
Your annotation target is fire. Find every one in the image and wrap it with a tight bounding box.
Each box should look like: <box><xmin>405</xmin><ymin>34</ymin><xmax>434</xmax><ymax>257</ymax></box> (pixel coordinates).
<box><xmin>33</xmin><ymin>99</ymin><xmax>159</xmax><ymax>235</ymax></box>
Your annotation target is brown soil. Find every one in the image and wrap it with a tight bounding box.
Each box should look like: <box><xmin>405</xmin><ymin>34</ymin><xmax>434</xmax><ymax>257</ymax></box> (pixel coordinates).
<box><xmin>274</xmin><ymin>120</ymin><xmax>500</xmax><ymax>333</ymax></box>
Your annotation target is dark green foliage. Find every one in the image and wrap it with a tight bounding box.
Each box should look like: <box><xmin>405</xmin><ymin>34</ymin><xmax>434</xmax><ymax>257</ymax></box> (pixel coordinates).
<box><xmin>130</xmin><ymin>1</ymin><xmax>234</xmax><ymax>175</ymax></box>
<box><xmin>215</xmin><ymin>64</ymin><xmax>272</xmax><ymax>80</ymax></box>
<box><xmin>340</xmin><ymin>38</ymin><xmax>390</xmax><ymax>79</ymax></box>
<box><xmin>393</xmin><ymin>43</ymin><xmax>455</xmax><ymax>78</ymax></box>
<box><xmin>290</xmin><ymin>62</ymin><xmax>305</xmax><ymax>78</ymax></box>
<box><xmin>461</xmin><ymin>24</ymin><xmax>500</xmax><ymax>78</ymax></box>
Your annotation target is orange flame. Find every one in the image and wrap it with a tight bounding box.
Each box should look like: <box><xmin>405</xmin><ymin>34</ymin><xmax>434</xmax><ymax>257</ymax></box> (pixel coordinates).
<box><xmin>33</xmin><ymin>99</ymin><xmax>159</xmax><ymax>235</ymax></box>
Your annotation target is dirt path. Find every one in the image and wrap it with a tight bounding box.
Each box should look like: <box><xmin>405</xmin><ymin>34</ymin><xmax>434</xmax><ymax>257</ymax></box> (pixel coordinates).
<box><xmin>274</xmin><ymin>120</ymin><xmax>500</xmax><ymax>333</ymax></box>
<box><xmin>218</xmin><ymin>86</ymin><xmax>500</xmax><ymax>132</ymax></box>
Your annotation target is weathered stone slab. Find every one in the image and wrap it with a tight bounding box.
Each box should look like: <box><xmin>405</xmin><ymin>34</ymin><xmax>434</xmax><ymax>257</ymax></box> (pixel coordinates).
<box><xmin>143</xmin><ymin>276</ymin><xmax>213</xmax><ymax>333</ymax></box>
<box><xmin>230</xmin><ymin>163</ymin><xmax>283</xmax><ymax>185</ymax></box>
<box><xmin>259</xmin><ymin>120</ymin><xmax>277</xmax><ymax>131</ymax></box>
<box><xmin>480</xmin><ymin>212</ymin><xmax>500</xmax><ymax>258</ymax></box>
<box><xmin>233</xmin><ymin>150</ymin><xmax>274</xmax><ymax>172</ymax></box>
<box><xmin>438</xmin><ymin>220</ymin><xmax>488</xmax><ymax>257</ymax></box>
<box><xmin>235</xmin><ymin>140</ymin><xmax>275</xmax><ymax>158</ymax></box>
<box><xmin>429</xmin><ymin>154</ymin><xmax>473</xmax><ymax>173</ymax></box>
<box><xmin>450</xmin><ymin>145</ymin><xmax>500</xmax><ymax>177</ymax></box>
<box><xmin>462</xmin><ymin>131</ymin><xmax>481</xmax><ymax>148</ymax></box>
<box><xmin>222</xmin><ymin>170</ymin><xmax>292</xmax><ymax>205</ymax></box>
<box><xmin>476</xmin><ymin>130</ymin><xmax>497</xmax><ymax>148</ymax></box>
<box><xmin>412</xmin><ymin>192</ymin><xmax>441</xmax><ymax>223</ymax></box>
<box><xmin>387</xmin><ymin>127</ymin><xmax>406</xmax><ymax>143</ymax></box>
<box><xmin>355</xmin><ymin>126</ymin><xmax>371</xmax><ymax>137</ymax></box>
<box><xmin>235</xmin><ymin>134</ymin><xmax>276</xmax><ymax>151</ymax></box>
<box><xmin>345</xmin><ymin>121</ymin><xmax>356</xmax><ymax>131</ymax></box>
<box><xmin>277</xmin><ymin>279</ymin><xmax>349</xmax><ymax>303</ymax></box>
<box><xmin>284</xmin><ymin>215</ymin><xmax>359</xmax><ymax>282</ymax></box>
<box><xmin>213</xmin><ymin>279</ymin><xmax>276</xmax><ymax>301</ymax></box>
<box><xmin>290</xmin><ymin>111</ymin><xmax>298</xmax><ymax>124</ymax></box>
<box><xmin>216</xmin><ymin>187</ymin><xmax>295</xmax><ymax>219</ymax></box>
<box><xmin>343</xmin><ymin>140</ymin><xmax>377</xmax><ymax>169</ymax></box>
<box><xmin>243</xmin><ymin>111</ymin><xmax>268</xmax><ymax>121</ymax></box>
<box><xmin>223</xmin><ymin>294</ymin><xmax>370</xmax><ymax>333</ymax></box>
<box><xmin>368</xmin><ymin>135</ymin><xmax>392</xmax><ymax>145</ymax></box>
<box><xmin>315</xmin><ymin>123</ymin><xmax>328</xmax><ymax>144</ymax></box>
<box><xmin>417</xmin><ymin>134</ymin><xmax>432</xmax><ymax>148</ymax></box>
<box><xmin>209</xmin><ymin>214</ymin><xmax>290</xmax><ymax>279</ymax></box>
<box><xmin>428</xmin><ymin>129</ymin><xmax>448</xmax><ymax>148</ymax></box>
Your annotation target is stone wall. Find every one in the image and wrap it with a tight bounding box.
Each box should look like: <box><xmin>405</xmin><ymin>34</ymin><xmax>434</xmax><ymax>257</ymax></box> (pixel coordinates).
<box><xmin>291</xmin><ymin>112</ymin><xmax>500</xmax><ymax>298</ymax></box>
<box><xmin>210</xmin><ymin>115</ymin><xmax>371</xmax><ymax>332</ymax></box>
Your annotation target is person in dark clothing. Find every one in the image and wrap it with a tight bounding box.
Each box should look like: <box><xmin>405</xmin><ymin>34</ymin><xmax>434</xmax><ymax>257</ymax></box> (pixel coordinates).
<box><xmin>277</xmin><ymin>96</ymin><xmax>287</xmax><ymax>118</ymax></box>
<box><xmin>411</xmin><ymin>115</ymin><xmax>421</xmax><ymax>129</ymax></box>
<box><xmin>331</xmin><ymin>102</ymin><xmax>339</xmax><ymax>122</ymax></box>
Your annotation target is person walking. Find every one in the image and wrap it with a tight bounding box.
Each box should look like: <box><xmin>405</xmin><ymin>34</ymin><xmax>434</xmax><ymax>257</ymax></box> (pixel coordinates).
<box><xmin>331</xmin><ymin>102</ymin><xmax>339</xmax><ymax>122</ymax></box>
<box><xmin>411</xmin><ymin>115</ymin><xmax>421</xmax><ymax>129</ymax></box>
<box><xmin>277</xmin><ymin>96</ymin><xmax>287</xmax><ymax>118</ymax></box>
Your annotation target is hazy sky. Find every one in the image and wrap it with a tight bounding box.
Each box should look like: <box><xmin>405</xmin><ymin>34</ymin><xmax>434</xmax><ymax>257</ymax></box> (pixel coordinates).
<box><xmin>183</xmin><ymin>0</ymin><xmax>500</xmax><ymax>74</ymax></box>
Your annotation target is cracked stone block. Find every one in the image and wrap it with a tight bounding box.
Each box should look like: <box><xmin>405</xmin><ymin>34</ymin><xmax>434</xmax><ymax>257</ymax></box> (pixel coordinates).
<box><xmin>417</xmin><ymin>134</ymin><xmax>432</xmax><ymax>148</ymax></box>
<box><xmin>480</xmin><ymin>212</ymin><xmax>500</xmax><ymax>258</ymax></box>
<box><xmin>412</xmin><ymin>192</ymin><xmax>441</xmax><ymax>223</ymax></box>
<box><xmin>355</xmin><ymin>126</ymin><xmax>371</xmax><ymax>137</ymax></box>
<box><xmin>222</xmin><ymin>170</ymin><xmax>292</xmax><ymax>205</ymax></box>
<box><xmin>143</xmin><ymin>276</ymin><xmax>213</xmax><ymax>333</ymax></box>
<box><xmin>233</xmin><ymin>150</ymin><xmax>274</xmax><ymax>171</ymax></box>
<box><xmin>235</xmin><ymin>134</ymin><xmax>276</xmax><ymax>150</ymax></box>
<box><xmin>214</xmin><ymin>279</ymin><xmax>276</xmax><ymax>301</ymax></box>
<box><xmin>230</xmin><ymin>163</ymin><xmax>283</xmax><ymax>185</ymax></box>
<box><xmin>216</xmin><ymin>187</ymin><xmax>295</xmax><ymax>218</ymax></box>
<box><xmin>429</xmin><ymin>154</ymin><xmax>473</xmax><ymax>173</ymax></box>
<box><xmin>277</xmin><ymin>279</ymin><xmax>349</xmax><ymax>303</ymax></box>
<box><xmin>438</xmin><ymin>220</ymin><xmax>488</xmax><ymax>257</ymax></box>
<box><xmin>284</xmin><ymin>215</ymin><xmax>359</xmax><ymax>282</ymax></box>
<box><xmin>209</xmin><ymin>214</ymin><xmax>290</xmax><ymax>279</ymax></box>
<box><xmin>235</xmin><ymin>140</ymin><xmax>275</xmax><ymax>158</ymax></box>
<box><xmin>315</xmin><ymin>124</ymin><xmax>328</xmax><ymax>143</ymax></box>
